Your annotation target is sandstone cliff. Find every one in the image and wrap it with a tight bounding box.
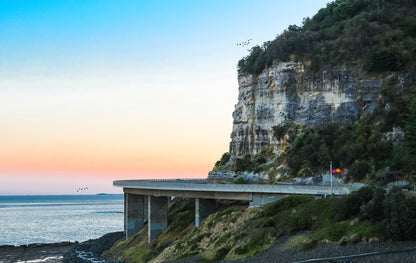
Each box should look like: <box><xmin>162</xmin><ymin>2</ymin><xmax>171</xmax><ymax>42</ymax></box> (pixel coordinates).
<box><xmin>230</xmin><ymin>62</ymin><xmax>382</xmax><ymax>157</ymax></box>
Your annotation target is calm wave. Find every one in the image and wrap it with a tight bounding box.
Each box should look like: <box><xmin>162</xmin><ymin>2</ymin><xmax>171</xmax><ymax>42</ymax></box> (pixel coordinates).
<box><xmin>0</xmin><ymin>195</ymin><xmax>124</xmax><ymax>246</ymax></box>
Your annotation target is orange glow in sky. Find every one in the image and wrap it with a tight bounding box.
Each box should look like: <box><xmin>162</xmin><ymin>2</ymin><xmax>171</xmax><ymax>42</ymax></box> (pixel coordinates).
<box><xmin>0</xmin><ymin>0</ymin><xmax>328</xmax><ymax>194</ymax></box>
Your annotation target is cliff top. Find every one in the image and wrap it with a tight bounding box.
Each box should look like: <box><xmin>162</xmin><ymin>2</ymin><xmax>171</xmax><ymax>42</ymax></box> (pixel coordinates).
<box><xmin>238</xmin><ymin>0</ymin><xmax>416</xmax><ymax>75</ymax></box>
<box><xmin>215</xmin><ymin>0</ymin><xmax>416</xmax><ymax>186</ymax></box>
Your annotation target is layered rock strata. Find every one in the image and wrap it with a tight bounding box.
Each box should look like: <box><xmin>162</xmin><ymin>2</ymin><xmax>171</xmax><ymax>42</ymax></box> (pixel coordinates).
<box><xmin>230</xmin><ymin>62</ymin><xmax>382</xmax><ymax>157</ymax></box>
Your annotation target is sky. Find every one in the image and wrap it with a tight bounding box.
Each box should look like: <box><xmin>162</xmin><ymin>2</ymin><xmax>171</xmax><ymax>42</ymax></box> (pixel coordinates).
<box><xmin>0</xmin><ymin>0</ymin><xmax>329</xmax><ymax>195</ymax></box>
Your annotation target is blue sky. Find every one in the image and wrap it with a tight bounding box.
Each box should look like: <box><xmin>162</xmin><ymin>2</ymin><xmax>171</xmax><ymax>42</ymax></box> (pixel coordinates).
<box><xmin>1</xmin><ymin>0</ymin><xmax>329</xmax><ymax>73</ymax></box>
<box><xmin>0</xmin><ymin>0</ymin><xmax>329</xmax><ymax>194</ymax></box>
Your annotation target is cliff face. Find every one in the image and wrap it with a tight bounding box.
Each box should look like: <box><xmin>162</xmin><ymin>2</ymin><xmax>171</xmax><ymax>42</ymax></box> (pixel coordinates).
<box><xmin>230</xmin><ymin>62</ymin><xmax>382</xmax><ymax>157</ymax></box>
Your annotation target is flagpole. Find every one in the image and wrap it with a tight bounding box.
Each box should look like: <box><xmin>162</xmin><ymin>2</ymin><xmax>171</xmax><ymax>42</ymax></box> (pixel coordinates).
<box><xmin>330</xmin><ymin>161</ymin><xmax>333</xmax><ymax>196</ymax></box>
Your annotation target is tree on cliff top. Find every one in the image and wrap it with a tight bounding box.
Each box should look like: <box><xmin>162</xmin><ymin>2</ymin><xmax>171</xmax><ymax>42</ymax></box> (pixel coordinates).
<box><xmin>238</xmin><ymin>0</ymin><xmax>416</xmax><ymax>75</ymax></box>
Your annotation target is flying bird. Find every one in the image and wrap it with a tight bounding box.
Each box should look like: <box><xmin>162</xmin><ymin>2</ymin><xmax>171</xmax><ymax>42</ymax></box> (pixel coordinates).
<box><xmin>76</xmin><ymin>186</ymin><xmax>89</xmax><ymax>192</ymax></box>
<box><xmin>236</xmin><ymin>38</ymin><xmax>252</xmax><ymax>47</ymax></box>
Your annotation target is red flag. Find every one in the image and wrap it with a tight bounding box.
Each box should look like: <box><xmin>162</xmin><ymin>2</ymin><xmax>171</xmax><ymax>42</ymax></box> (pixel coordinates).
<box><xmin>332</xmin><ymin>168</ymin><xmax>344</xmax><ymax>174</ymax></box>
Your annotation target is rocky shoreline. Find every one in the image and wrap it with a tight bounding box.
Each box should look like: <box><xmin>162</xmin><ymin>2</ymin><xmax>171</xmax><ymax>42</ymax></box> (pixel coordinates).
<box><xmin>4</xmin><ymin>232</ymin><xmax>416</xmax><ymax>263</ymax></box>
<box><xmin>0</xmin><ymin>232</ymin><xmax>124</xmax><ymax>263</ymax></box>
<box><xmin>63</xmin><ymin>231</ymin><xmax>124</xmax><ymax>263</ymax></box>
<box><xmin>0</xmin><ymin>242</ymin><xmax>77</xmax><ymax>263</ymax></box>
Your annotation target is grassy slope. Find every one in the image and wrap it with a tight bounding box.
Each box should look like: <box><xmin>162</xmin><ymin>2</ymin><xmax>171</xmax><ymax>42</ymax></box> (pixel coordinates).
<box><xmin>104</xmin><ymin>192</ymin><xmax>396</xmax><ymax>262</ymax></box>
<box><xmin>103</xmin><ymin>198</ymin><xmax>196</xmax><ymax>263</ymax></box>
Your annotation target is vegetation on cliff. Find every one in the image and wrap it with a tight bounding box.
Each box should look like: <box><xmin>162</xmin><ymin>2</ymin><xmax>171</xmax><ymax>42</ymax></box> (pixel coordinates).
<box><xmin>272</xmin><ymin>71</ymin><xmax>415</xmax><ymax>183</ymax></box>
<box><xmin>215</xmin><ymin>78</ymin><xmax>416</xmax><ymax>184</ymax></box>
<box><xmin>107</xmin><ymin>1</ymin><xmax>416</xmax><ymax>262</ymax></box>
<box><xmin>104</xmin><ymin>188</ymin><xmax>416</xmax><ymax>262</ymax></box>
<box><xmin>238</xmin><ymin>0</ymin><xmax>416</xmax><ymax>75</ymax></box>
<box><xmin>216</xmin><ymin>0</ymin><xmax>416</xmax><ymax>185</ymax></box>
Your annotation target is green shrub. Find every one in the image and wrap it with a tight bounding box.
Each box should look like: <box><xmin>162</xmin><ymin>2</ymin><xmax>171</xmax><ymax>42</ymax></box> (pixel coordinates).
<box><xmin>214</xmin><ymin>152</ymin><xmax>231</xmax><ymax>169</ymax></box>
<box><xmin>262</xmin><ymin>217</ymin><xmax>276</xmax><ymax>227</ymax></box>
<box><xmin>351</xmin><ymin>222</ymin><xmax>388</xmax><ymax>241</ymax></box>
<box><xmin>233</xmin><ymin>152</ymin><xmax>269</xmax><ymax>173</ymax></box>
<box><xmin>238</xmin><ymin>1</ymin><xmax>415</xmax><ymax>75</ymax></box>
<box><xmin>333</xmin><ymin>2</ymin><xmax>357</xmax><ymax>20</ymax></box>
<box><xmin>300</xmin><ymin>239</ymin><xmax>318</xmax><ymax>251</ymax></box>
<box><xmin>360</xmin><ymin>186</ymin><xmax>386</xmax><ymax>222</ymax></box>
<box><xmin>241</xmin><ymin>228</ymin><xmax>270</xmax><ymax>256</ymax></box>
<box><xmin>234</xmin><ymin>178</ymin><xmax>247</xmax><ymax>184</ymax></box>
<box><xmin>215</xmin><ymin>232</ymin><xmax>232</xmax><ymax>246</ymax></box>
<box><xmin>384</xmin><ymin>187</ymin><xmax>416</xmax><ymax>240</ymax></box>
<box><xmin>213</xmin><ymin>247</ymin><xmax>231</xmax><ymax>261</ymax></box>
<box><xmin>366</xmin><ymin>47</ymin><xmax>405</xmax><ymax>72</ymax></box>
<box><xmin>235</xmin><ymin>245</ymin><xmax>249</xmax><ymax>255</ymax></box>
<box><xmin>348</xmin><ymin>160</ymin><xmax>371</xmax><ymax>181</ymax></box>
<box><xmin>334</xmin><ymin>186</ymin><xmax>373</xmax><ymax>220</ymax></box>
<box><xmin>235</xmin><ymin>154</ymin><xmax>252</xmax><ymax>172</ymax></box>
<box><xmin>174</xmin><ymin>252</ymin><xmax>199</xmax><ymax>260</ymax></box>
<box><xmin>321</xmin><ymin>223</ymin><xmax>348</xmax><ymax>241</ymax></box>
<box><xmin>261</xmin><ymin>195</ymin><xmax>314</xmax><ymax>217</ymax></box>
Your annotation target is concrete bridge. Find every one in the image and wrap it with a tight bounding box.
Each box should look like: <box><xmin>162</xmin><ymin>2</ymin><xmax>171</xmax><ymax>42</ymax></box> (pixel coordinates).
<box><xmin>113</xmin><ymin>179</ymin><xmax>359</xmax><ymax>243</ymax></box>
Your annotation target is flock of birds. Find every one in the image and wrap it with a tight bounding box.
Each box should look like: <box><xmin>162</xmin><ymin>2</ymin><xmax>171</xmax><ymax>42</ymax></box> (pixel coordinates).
<box><xmin>77</xmin><ymin>187</ymin><xmax>88</xmax><ymax>193</ymax></box>
<box><xmin>236</xmin><ymin>38</ymin><xmax>252</xmax><ymax>47</ymax></box>
<box><xmin>71</xmin><ymin>37</ymin><xmax>254</xmax><ymax>196</ymax></box>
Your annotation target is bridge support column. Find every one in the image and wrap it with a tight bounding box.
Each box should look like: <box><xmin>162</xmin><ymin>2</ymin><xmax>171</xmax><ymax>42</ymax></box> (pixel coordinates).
<box><xmin>195</xmin><ymin>198</ymin><xmax>216</xmax><ymax>227</ymax></box>
<box><xmin>249</xmin><ymin>193</ymin><xmax>286</xmax><ymax>207</ymax></box>
<box><xmin>148</xmin><ymin>196</ymin><xmax>168</xmax><ymax>243</ymax></box>
<box><xmin>125</xmin><ymin>193</ymin><xmax>146</xmax><ymax>238</ymax></box>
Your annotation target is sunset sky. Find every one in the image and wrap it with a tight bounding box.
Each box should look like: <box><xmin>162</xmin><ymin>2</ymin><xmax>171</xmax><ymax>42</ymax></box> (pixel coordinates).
<box><xmin>0</xmin><ymin>0</ymin><xmax>328</xmax><ymax>195</ymax></box>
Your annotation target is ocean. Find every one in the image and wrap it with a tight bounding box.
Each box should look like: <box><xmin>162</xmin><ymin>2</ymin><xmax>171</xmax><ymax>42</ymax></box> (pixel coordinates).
<box><xmin>0</xmin><ymin>195</ymin><xmax>124</xmax><ymax>246</ymax></box>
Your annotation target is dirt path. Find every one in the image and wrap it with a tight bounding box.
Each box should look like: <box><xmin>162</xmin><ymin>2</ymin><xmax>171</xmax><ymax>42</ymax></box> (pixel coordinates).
<box><xmin>171</xmin><ymin>236</ymin><xmax>416</xmax><ymax>263</ymax></box>
<box><xmin>237</xmin><ymin>236</ymin><xmax>416</xmax><ymax>263</ymax></box>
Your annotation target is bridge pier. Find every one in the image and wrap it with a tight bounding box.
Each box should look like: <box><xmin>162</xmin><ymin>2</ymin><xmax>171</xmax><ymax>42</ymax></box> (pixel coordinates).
<box><xmin>148</xmin><ymin>196</ymin><xmax>168</xmax><ymax>243</ymax></box>
<box><xmin>125</xmin><ymin>193</ymin><xmax>147</xmax><ymax>238</ymax></box>
<box><xmin>118</xmin><ymin>180</ymin><xmax>358</xmax><ymax>243</ymax></box>
<box><xmin>250</xmin><ymin>193</ymin><xmax>285</xmax><ymax>207</ymax></box>
<box><xmin>195</xmin><ymin>198</ymin><xmax>216</xmax><ymax>227</ymax></box>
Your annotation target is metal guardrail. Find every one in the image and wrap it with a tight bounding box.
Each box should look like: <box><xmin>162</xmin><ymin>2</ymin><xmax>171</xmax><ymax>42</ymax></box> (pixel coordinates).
<box><xmin>144</xmin><ymin>179</ymin><xmax>207</xmax><ymax>184</ymax></box>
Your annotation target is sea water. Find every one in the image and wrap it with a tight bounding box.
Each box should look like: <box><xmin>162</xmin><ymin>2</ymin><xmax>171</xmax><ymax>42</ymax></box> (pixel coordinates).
<box><xmin>0</xmin><ymin>195</ymin><xmax>124</xmax><ymax>246</ymax></box>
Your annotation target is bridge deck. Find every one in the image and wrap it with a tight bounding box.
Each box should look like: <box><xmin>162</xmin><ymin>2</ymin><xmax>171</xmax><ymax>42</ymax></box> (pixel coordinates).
<box><xmin>113</xmin><ymin>179</ymin><xmax>358</xmax><ymax>199</ymax></box>
<box><xmin>115</xmin><ymin>179</ymin><xmax>360</xmax><ymax>241</ymax></box>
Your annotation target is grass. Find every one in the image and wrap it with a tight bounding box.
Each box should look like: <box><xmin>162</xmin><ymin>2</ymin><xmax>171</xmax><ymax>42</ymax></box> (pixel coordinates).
<box><xmin>170</xmin><ymin>195</ymin><xmax>389</xmax><ymax>260</ymax></box>
<box><xmin>282</xmin><ymin>234</ymin><xmax>308</xmax><ymax>250</ymax></box>
<box><xmin>104</xmin><ymin>195</ymin><xmax>392</xmax><ymax>262</ymax></box>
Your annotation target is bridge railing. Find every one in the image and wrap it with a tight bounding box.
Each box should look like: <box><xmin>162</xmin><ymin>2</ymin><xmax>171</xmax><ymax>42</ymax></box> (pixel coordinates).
<box><xmin>141</xmin><ymin>179</ymin><xmax>207</xmax><ymax>184</ymax></box>
<box><xmin>137</xmin><ymin>180</ymin><xmax>360</xmax><ymax>190</ymax></box>
<box><xmin>114</xmin><ymin>179</ymin><xmax>361</xmax><ymax>195</ymax></box>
